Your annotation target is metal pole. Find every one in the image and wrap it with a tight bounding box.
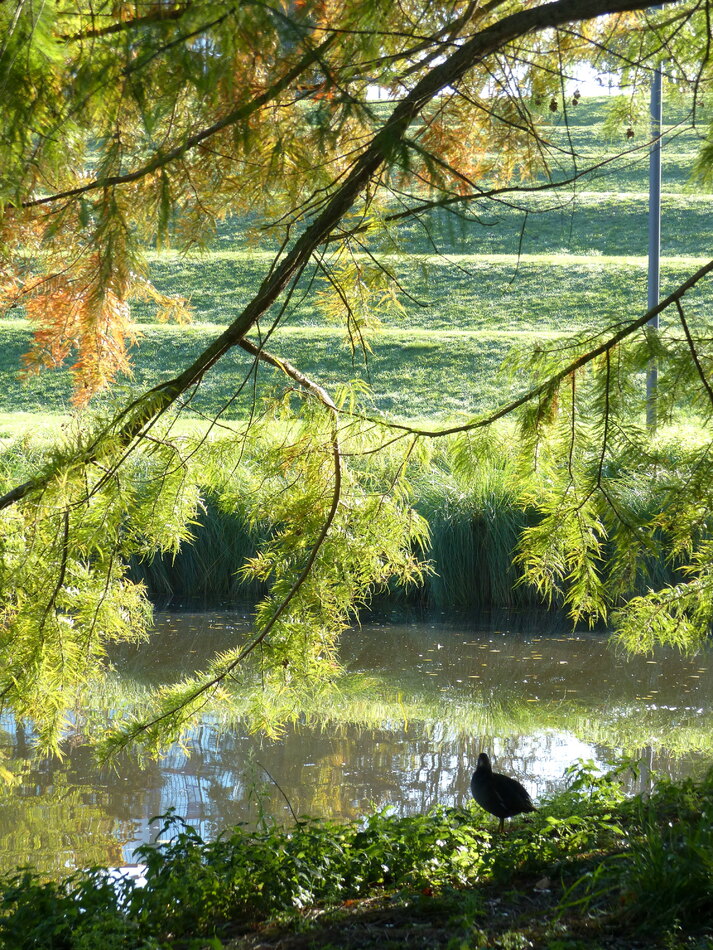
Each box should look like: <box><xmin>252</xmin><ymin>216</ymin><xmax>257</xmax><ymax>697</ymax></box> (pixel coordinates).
<box><xmin>646</xmin><ymin>65</ymin><xmax>662</xmax><ymax>431</ymax></box>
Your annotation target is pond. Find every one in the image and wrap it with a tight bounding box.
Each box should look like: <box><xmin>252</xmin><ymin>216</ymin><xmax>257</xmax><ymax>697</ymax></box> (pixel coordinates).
<box><xmin>1</xmin><ymin>609</ymin><xmax>711</xmax><ymax>877</ymax></box>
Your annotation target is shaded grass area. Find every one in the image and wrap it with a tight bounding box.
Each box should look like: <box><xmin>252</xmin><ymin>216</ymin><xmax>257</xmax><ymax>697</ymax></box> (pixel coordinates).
<box><xmin>3</xmin><ymin>765</ymin><xmax>713</xmax><ymax>949</ymax></box>
<box><xmin>129</xmin><ymin>496</ymin><xmax>267</xmax><ymax>601</ymax></box>
<box><xmin>133</xmin><ymin>250</ymin><xmax>713</xmax><ymax>331</ymax></box>
<box><xmin>0</xmin><ymin>404</ymin><xmax>682</xmax><ymax>612</ymax></box>
<box><xmin>352</xmin><ymin>193</ymin><xmax>713</xmax><ymax>259</ymax></box>
<box><xmin>210</xmin><ymin>190</ymin><xmax>713</xmax><ymax>259</ymax></box>
<box><xmin>0</xmin><ymin>319</ymin><xmax>541</xmax><ymax>418</ymax></box>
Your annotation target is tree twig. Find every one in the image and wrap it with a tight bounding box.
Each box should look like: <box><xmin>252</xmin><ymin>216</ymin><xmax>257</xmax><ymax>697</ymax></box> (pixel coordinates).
<box><xmin>0</xmin><ymin>0</ymin><xmax>680</xmax><ymax>516</ymax></box>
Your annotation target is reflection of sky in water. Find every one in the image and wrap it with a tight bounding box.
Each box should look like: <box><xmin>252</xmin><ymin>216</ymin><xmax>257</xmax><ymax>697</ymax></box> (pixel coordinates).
<box><xmin>491</xmin><ymin>732</ymin><xmax>600</xmax><ymax>797</ymax></box>
<box><xmin>1</xmin><ymin>609</ymin><xmax>712</xmax><ymax>873</ymax></box>
<box><xmin>110</xmin><ymin>727</ymin><xmax>609</xmax><ymax>862</ymax></box>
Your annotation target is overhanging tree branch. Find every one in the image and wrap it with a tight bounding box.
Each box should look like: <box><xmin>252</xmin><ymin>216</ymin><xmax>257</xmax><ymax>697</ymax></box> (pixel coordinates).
<box><xmin>109</xmin><ymin>382</ymin><xmax>343</xmax><ymax>750</ymax></box>
<box><xmin>59</xmin><ymin>3</ymin><xmax>194</xmax><ymax>41</ymax></box>
<box><xmin>355</xmin><ymin>255</ymin><xmax>713</xmax><ymax>439</ymax></box>
<box><xmin>238</xmin><ymin>338</ymin><xmax>338</xmax><ymax>412</ymax></box>
<box><xmin>676</xmin><ymin>298</ymin><xmax>713</xmax><ymax>410</ymax></box>
<box><xmin>15</xmin><ymin>33</ymin><xmax>337</xmax><ymax>210</ymax></box>
<box><xmin>0</xmin><ymin>0</ymin><xmax>679</xmax><ymax>514</ymax></box>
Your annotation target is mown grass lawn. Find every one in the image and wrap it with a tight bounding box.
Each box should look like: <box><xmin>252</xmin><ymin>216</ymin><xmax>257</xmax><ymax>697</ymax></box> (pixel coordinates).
<box><xmin>133</xmin><ymin>250</ymin><xmax>711</xmax><ymax>328</ymax></box>
<box><xmin>1</xmin><ymin>96</ymin><xmax>712</xmax><ymax>425</ymax></box>
<box><xmin>3</xmin><ymin>255</ymin><xmax>712</xmax><ymax>421</ymax></box>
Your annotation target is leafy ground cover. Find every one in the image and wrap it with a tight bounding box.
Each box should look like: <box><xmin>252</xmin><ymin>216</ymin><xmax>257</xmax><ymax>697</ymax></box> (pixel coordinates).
<box><xmin>2</xmin><ymin>763</ymin><xmax>712</xmax><ymax>949</ymax></box>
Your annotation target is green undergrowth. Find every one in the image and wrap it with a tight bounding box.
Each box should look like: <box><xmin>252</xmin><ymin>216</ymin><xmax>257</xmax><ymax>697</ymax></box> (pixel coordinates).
<box><xmin>127</xmin><ymin>426</ymin><xmax>685</xmax><ymax>609</ymax></box>
<box><xmin>0</xmin><ymin>414</ymin><xmax>688</xmax><ymax>609</ymax></box>
<box><xmin>2</xmin><ymin>762</ymin><xmax>713</xmax><ymax>949</ymax></box>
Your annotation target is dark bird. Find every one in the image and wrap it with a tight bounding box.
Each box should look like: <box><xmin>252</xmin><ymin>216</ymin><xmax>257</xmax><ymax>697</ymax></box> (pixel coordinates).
<box><xmin>470</xmin><ymin>752</ymin><xmax>536</xmax><ymax>832</ymax></box>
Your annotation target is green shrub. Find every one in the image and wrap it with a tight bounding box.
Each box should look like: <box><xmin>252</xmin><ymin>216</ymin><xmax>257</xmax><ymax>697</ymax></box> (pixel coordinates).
<box><xmin>621</xmin><ymin>773</ymin><xmax>713</xmax><ymax>930</ymax></box>
<box><xmin>4</xmin><ymin>767</ymin><xmax>713</xmax><ymax>949</ymax></box>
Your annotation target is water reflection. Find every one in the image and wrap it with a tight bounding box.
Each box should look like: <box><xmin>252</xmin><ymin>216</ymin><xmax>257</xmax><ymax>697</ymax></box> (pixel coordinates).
<box><xmin>1</xmin><ymin>610</ymin><xmax>711</xmax><ymax>876</ymax></box>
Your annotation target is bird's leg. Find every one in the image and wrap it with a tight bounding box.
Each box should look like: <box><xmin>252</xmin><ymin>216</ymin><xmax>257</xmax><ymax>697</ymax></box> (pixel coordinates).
<box><xmin>498</xmin><ymin>817</ymin><xmax>504</xmax><ymax>833</ymax></box>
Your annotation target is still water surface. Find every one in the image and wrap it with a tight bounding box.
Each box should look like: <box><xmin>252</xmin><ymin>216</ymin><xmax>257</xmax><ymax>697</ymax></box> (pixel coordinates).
<box><xmin>1</xmin><ymin>609</ymin><xmax>712</xmax><ymax>875</ymax></box>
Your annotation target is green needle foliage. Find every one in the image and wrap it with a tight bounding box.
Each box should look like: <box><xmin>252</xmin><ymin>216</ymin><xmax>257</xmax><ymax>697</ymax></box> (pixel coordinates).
<box><xmin>2</xmin><ymin>398</ymin><xmax>711</xmax><ymax>755</ymax></box>
<box><xmin>0</xmin><ymin>398</ymin><xmax>431</xmax><ymax>754</ymax></box>
<box><xmin>2</xmin><ymin>0</ymin><xmax>713</xmax><ymax>757</ymax></box>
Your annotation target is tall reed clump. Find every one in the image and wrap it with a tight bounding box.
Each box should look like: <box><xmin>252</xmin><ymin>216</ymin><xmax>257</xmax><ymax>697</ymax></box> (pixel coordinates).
<box><xmin>128</xmin><ymin>469</ymin><xmax>536</xmax><ymax>609</ymax></box>
<box><xmin>413</xmin><ymin>436</ymin><xmax>540</xmax><ymax>609</ymax></box>
<box><xmin>127</xmin><ymin>427</ymin><xmax>683</xmax><ymax>610</ymax></box>
<box><xmin>126</xmin><ymin>431</ymin><xmax>541</xmax><ymax>609</ymax></box>
<box><xmin>407</xmin><ymin>431</ymin><xmax>682</xmax><ymax>612</ymax></box>
<box><xmin>128</xmin><ymin>495</ymin><xmax>267</xmax><ymax>602</ymax></box>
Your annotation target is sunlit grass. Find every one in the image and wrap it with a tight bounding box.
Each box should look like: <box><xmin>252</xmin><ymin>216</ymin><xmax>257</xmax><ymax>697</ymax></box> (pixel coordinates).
<box><xmin>3</xmin><ymin>99</ymin><xmax>713</xmax><ymax>424</ymax></box>
<box><xmin>0</xmin><ymin>412</ymin><xmax>70</xmax><ymax>441</ymax></box>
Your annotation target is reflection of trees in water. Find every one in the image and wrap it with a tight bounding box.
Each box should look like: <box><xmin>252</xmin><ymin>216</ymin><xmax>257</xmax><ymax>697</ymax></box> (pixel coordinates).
<box><xmin>1</xmin><ymin>710</ymin><xmax>704</xmax><ymax>877</ymax></box>
<box><xmin>1</xmin><ymin>616</ymin><xmax>712</xmax><ymax>873</ymax></box>
<box><xmin>0</xmin><ymin>752</ymin><xmax>128</xmax><ymax>875</ymax></box>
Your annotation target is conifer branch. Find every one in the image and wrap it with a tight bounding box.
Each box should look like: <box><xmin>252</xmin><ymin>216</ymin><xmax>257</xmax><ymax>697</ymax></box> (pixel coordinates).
<box><xmin>59</xmin><ymin>4</ymin><xmax>194</xmax><ymax>41</ymax></box>
<box><xmin>39</xmin><ymin>508</ymin><xmax>71</xmax><ymax>636</ymax></box>
<box><xmin>351</xmin><ymin>256</ymin><xmax>713</xmax><ymax>440</ymax></box>
<box><xmin>0</xmin><ymin>0</ymin><xmax>679</xmax><ymax>517</ymax></box>
<box><xmin>112</xmin><ymin>399</ymin><xmax>343</xmax><ymax>748</ymax></box>
<box><xmin>238</xmin><ymin>338</ymin><xmax>338</xmax><ymax>411</ymax></box>
<box><xmin>676</xmin><ymin>299</ymin><xmax>713</xmax><ymax>410</ymax></box>
<box><xmin>17</xmin><ymin>34</ymin><xmax>337</xmax><ymax>210</ymax></box>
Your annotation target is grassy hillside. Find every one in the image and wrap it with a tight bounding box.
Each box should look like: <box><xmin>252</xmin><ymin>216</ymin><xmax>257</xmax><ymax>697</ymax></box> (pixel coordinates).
<box><xmin>2</xmin><ymin>95</ymin><xmax>712</xmax><ymax>424</ymax></box>
<box><xmin>2</xmin><ymin>256</ymin><xmax>711</xmax><ymax>419</ymax></box>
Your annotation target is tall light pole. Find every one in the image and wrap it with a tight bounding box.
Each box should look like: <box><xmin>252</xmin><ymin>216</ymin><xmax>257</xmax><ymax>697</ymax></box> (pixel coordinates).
<box><xmin>646</xmin><ymin>65</ymin><xmax>662</xmax><ymax>431</ymax></box>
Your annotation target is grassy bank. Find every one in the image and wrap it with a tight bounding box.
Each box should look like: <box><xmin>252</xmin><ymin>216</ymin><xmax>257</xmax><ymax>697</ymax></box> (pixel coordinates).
<box><xmin>3</xmin><ymin>97</ymin><xmax>713</xmax><ymax>423</ymax></box>
<box><xmin>3</xmin><ymin>249</ymin><xmax>713</xmax><ymax>419</ymax></box>
<box><xmin>136</xmin><ymin>250</ymin><xmax>713</xmax><ymax>329</ymax></box>
<box><xmin>2</xmin><ymin>764</ymin><xmax>712</xmax><ymax>949</ymax></box>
